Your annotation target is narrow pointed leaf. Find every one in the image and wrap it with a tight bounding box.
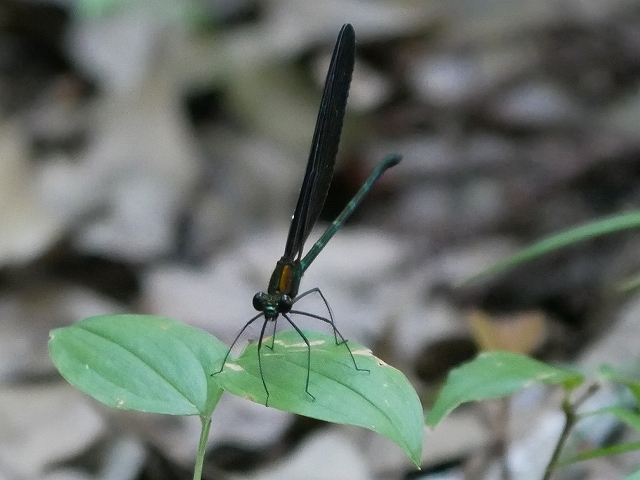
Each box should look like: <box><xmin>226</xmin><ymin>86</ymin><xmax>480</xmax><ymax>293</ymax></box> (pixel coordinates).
<box><xmin>557</xmin><ymin>406</ymin><xmax>640</xmax><ymax>467</ymax></box>
<box><xmin>213</xmin><ymin>329</ymin><xmax>424</xmax><ymax>466</ymax></box>
<box><xmin>426</xmin><ymin>351</ymin><xmax>584</xmax><ymax>427</ymax></box>
<box><xmin>599</xmin><ymin>364</ymin><xmax>640</xmax><ymax>406</ymax></box>
<box><xmin>581</xmin><ymin>405</ymin><xmax>640</xmax><ymax>433</ymax></box>
<box><xmin>466</xmin><ymin>211</ymin><xmax>640</xmax><ymax>283</ymax></box>
<box><xmin>558</xmin><ymin>441</ymin><xmax>640</xmax><ymax>467</ymax></box>
<box><xmin>49</xmin><ymin>314</ymin><xmax>228</xmax><ymax>416</ymax></box>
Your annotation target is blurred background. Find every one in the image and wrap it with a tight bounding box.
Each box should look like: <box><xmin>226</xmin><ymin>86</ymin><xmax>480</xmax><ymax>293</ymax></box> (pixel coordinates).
<box><xmin>3</xmin><ymin>0</ymin><xmax>640</xmax><ymax>478</ymax></box>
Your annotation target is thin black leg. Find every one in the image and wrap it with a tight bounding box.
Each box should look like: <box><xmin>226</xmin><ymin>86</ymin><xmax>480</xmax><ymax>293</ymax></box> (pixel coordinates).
<box><xmin>291</xmin><ymin>287</ymin><xmax>369</xmax><ymax>373</ymax></box>
<box><xmin>294</xmin><ymin>287</ymin><xmax>340</xmax><ymax>343</ymax></box>
<box><xmin>289</xmin><ymin>309</ymin><xmax>368</xmax><ymax>374</ymax></box>
<box><xmin>256</xmin><ymin>317</ymin><xmax>272</xmax><ymax>405</ymax></box>
<box><xmin>282</xmin><ymin>313</ymin><xmax>316</xmax><ymax>401</ymax></box>
<box><xmin>212</xmin><ymin>312</ymin><xmax>264</xmax><ymax>375</ymax></box>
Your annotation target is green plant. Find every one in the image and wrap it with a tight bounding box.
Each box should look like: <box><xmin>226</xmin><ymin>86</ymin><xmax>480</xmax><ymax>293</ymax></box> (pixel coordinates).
<box><xmin>48</xmin><ymin>314</ymin><xmax>423</xmax><ymax>480</ymax></box>
<box><xmin>466</xmin><ymin>210</ymin><xmax>640</xmax><ymax>287</ymax></box>
<box><xmin>429</xmin><ymin>210</ymin><xmax>640</xmax><ymax>479</ymax></box>
<box><xmin>50</xmin><ymin>211</ymin><xmax>640</xmax><ymax>478</ymax></box>
<box><xmin>428</xmin><ymin>352</ymin><xmax>640</xmax><ymax>479</ymax></box>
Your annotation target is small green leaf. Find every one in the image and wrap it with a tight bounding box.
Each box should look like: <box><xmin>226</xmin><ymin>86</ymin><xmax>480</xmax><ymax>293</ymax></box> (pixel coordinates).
<box><xmin>599</xmin><ymin>364</ymin><xmax>640</xmax><ymax>406</ymax></box>
<box><xmin>426</xmin><ymin>351</ymin><xmax>584</xmax><ymax>427</ymax></box>
<box><xmin>466</xmin><ymin>211</ymin><xmax>640</xmax><ymax>283</ymax></box>
<box><xmin>557</xmin><ymin>406</ymin><xmax>640</xmax><ymax>467</ymax></box>
<box><xmin>49</xmin><ymin>314</ymin><xmax>228</xmax><ymax>416</ymax></box>
<box><xmin>558</xmin><ymin>441</ymin><xmax>640</xmax><ymax>467</ymax></box>
<box><xmin>213</xmin><ymin>330</ymin><xmax>424</xmax><ymax>466</ymax></box>
<box><xmin>582</xmin><ymin>405</ymin><xmax>640</xmax><ymax>433</ymax></box>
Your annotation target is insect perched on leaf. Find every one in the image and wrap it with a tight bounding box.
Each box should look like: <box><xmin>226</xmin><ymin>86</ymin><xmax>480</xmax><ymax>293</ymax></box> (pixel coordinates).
<box><xmin>214</xmin><ymin>23</ymin><xmax>401</xmax><ymax>404</ymax></box>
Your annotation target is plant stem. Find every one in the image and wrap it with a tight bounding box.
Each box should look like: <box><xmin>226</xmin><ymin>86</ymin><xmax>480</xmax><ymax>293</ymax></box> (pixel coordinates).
<box><xmin>542</xmin><ymin>384</ymin><xmax>599</xmax><ymax>480</ymax></box>
<box><xmin>193</xmin><ymin>415</ymin><xmax>212</xmax><ymax>480</ymax></box>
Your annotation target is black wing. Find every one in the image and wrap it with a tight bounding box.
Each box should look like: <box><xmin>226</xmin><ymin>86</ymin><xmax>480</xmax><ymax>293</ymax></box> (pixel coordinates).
<box><xmin>283</xmin><ymin>23</ymin><xmax>355</xmax><ymax>261</ymax></box>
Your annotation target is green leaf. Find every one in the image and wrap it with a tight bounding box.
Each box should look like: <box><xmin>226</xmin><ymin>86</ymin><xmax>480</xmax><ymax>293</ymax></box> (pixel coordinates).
<box><xmin>599</xmin><ymin>364</ymin><xmax>640</xmax><ymax>406</ymax></box>
<box><xmin>623</xmin><ymin>467</ymin><xmax>640</xmax><ymax>480</ymax></box>
<box><xmin>213</xmin><ymin>330</ymin><xmax>424</xmax><ymax>466</ymax></box>
<box><xmin>426</xmin><ymin>351</ymin><xmax>584</xmax><ymax>427</ymax></box>
<box><xmin>582</xmin><ymin>405</ymin><xmax>640</xmax><ymax>433</ymax></box>
<box><xmin>558</xmin><ymin>406</ymin><xmax>640</xmax><ymax>467</ymax></box>
<box><xmin>466</xmin><ymin>211</ymin><xmax>640</xmax><ymax>283</ymax></box>
<box><xmin>558</xmin><ymin>441</ymin><xmax>640</xmax><ymax>467</ymax></box>
<box><xmin>49</xmin><ymin>314</ymin><xmax>228</xmax><ymax>416</ymax></box>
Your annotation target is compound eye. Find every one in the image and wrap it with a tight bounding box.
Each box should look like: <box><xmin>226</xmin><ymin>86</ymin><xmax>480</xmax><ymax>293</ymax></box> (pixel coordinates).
<box><xmin>278</xmin><ymin>295</ymin><xmax>293</xmax><ymax>313</ymax></box>
<box><xmin>253</xmin><ymin>292</ymin><xmax>268</xmax><ymax>311</ymax></box>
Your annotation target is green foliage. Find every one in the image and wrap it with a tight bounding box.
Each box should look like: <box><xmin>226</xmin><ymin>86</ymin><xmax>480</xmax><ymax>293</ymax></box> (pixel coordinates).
<box><xmin>215</xmin><ymin>329</ymin><xmax>424</xmax><ymax>465</ymax></box>
<box><xmin>557</xmin><ymin>405</ymin><xmax>640</xmax><ymax>467</ymax></box>
<box><xmin>426</xmin><ymin>351</ymin><xmax>584</xmax><ymax>427</ymax></box>
<box><xmin>429</xmin><ymin>351</ymin><xmax>640</xmax><ymax>478</ymax></box>
<box><xmin>48</xmin><ymin>209</ymin><xmax>640</xmax><ymax>478</ymax></box>
<box><xmin>49</xmin><ymin>315</ymin><xmax>226</xmax><ymax>416</ymax></box>
<box><xmin>49</xmin><ymin>315</ymin><xmax>423</xmax><ymax>468</ymax></box>
<box><xmin>438</xmin><ymin>206</ymin><xmax>640</xmax><ymax>478</ymax></box>
<box><xmin>466</xmin><ymin>210</ymin><xmax>640</xmax><ymax>283</ymax></box>
<box><xmin>599</xmin><ymin>364</ymin><xmax>640</xmax><ymax>405</ymax></box>
<box><xmin>623</xmin><ymin>468</ymin><xmax>640</xmax><ymax>480</ymax></box>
